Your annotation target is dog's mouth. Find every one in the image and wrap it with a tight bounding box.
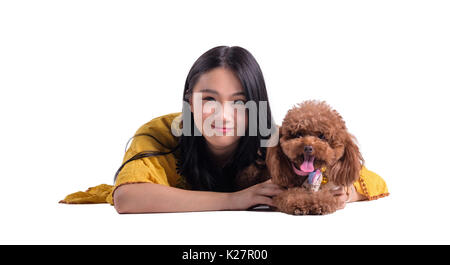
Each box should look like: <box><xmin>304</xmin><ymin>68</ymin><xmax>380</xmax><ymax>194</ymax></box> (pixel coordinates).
<box><xmin>291</xmin><ymin>154</ymin><xmax>316</xmax><ymax>176</ymax></box>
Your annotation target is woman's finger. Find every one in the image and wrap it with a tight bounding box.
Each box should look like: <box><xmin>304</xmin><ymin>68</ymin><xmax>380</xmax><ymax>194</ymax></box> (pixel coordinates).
<box><xmin>332</xmin><ymin>188</ymin><xmax>349</xmax><ymax>210</ymax></box>
<box><xmin>257</xmin><ymin>186</ymin><xmax>284</xmax><ymax>197</ymax></box>
<box><xmin>255</xmin><ymin>195</ymin><xmax>275</xmax><ymax>207</ymax></box>
<box><xmin>337</xmin><ymin>195</ymin><xmax>347</xmax><ymax>209</ymax></box>
<box><xmin>330</xmin><ymin>186</ymin><xmax>345</xmax><ymax>196</ymax></box>
<box><xmin>260</xmin><ymin>182</ymin><xmax>284</xmax><ymax>190</ymax></box>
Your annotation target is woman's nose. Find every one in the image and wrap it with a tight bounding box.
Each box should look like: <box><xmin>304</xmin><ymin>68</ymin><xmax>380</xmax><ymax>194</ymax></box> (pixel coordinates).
<box><xmin>221</xmin><ymin>102</ymin><xmax>237</xmax><ymax>122</ymax></box>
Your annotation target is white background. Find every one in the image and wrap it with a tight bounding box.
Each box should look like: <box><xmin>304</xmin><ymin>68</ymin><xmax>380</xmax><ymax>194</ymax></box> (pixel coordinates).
<box><xmin>1</xmin><ymin>0</ymin><xmax>449</xmax><ymax>244</ymax></box>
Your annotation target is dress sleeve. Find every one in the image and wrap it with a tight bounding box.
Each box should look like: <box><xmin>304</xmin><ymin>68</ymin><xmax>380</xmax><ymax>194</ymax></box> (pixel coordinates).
<box><xmin>114</xmin><ymin>156</ymin><xmax>170</xmax><ymax>187</ymax></box>
<box><xmin>105</xmin><ymin>140</ymin><xmax>172</xmax><ymax>205</ymax></box>
<box><xmin>59</xmin><ymin>113</ymin><xmax>182</xmax><ymax>206</ymax></box>
<box><xmin>353</xmin><ymin>166</ymin><xmax>389</xmax><ymax>200</ymax></box>
<box><xmin>60</xmin><ymin>152</ymin><xmax>172</xmax><ymax>206</ymax></box>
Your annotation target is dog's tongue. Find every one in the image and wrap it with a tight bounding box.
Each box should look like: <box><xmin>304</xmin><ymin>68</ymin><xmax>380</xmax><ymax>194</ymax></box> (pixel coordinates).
<box><xmin>300</xmin><ymin>155</ymin><xmax>315</xmax><ymax>172</ymax></box>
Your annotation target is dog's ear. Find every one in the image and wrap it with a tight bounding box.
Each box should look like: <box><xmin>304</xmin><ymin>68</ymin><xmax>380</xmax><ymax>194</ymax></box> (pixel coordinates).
<box><xmin>328</xmin><ymin>133</ymin><xmax>364</xmax><ymax>187</ymax></box>
<box><xmin>266</xmin><ymin>143</ymin><xmax>294</xmax><ymax>187</ymax></box>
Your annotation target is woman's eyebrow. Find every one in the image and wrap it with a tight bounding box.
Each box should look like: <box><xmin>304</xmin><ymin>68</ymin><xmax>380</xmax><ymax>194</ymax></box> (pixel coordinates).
<box><xmin>199</xmin><ymin>88</ymin><xmax>246</xmax><ymax>97</ymax></box>
<box><xmin>232</xmin><ymin>91</ymin><xmax>246</xmax><ymax>97</ymax></box>
<box><xmin>199</xmin><ymin>88</ymin><xmax>219</xmax><ymax>95</ymax></box>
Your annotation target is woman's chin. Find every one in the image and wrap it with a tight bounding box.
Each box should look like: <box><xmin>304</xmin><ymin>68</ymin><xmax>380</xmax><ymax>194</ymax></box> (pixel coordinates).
<box><xmin>205</xmin><ymin>135</ymin><xmax>240</xmax><ymax>148</ymax></box>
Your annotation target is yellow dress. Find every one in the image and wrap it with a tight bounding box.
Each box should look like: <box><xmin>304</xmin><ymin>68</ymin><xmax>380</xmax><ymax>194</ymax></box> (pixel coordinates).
<box><xmin>59</xmin><ymin>112</ymin><xmax>389</xmax><ymax>206</ymax></box>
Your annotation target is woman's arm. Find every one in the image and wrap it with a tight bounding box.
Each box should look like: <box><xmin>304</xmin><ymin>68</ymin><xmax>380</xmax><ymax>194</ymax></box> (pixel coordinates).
<box><xmin>113</xmin><ymin>179</ymin><xmax>284</xmax><ymax>214</ymax></box>
<box><xmin>330</xmin><ymin>185</ymin><xmax>367</xmax><ymax>210</ymax></box>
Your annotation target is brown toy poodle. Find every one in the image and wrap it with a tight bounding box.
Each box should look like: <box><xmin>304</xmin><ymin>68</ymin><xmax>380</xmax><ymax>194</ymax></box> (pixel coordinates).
<box><xmin>235</xmin><ymin>100</ymin><xmax>364</xmax><ymax>215</ymax></box>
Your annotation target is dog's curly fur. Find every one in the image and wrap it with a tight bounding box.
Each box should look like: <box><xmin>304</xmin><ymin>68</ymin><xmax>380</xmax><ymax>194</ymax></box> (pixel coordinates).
<box><xmin>235</xmin><ymin>100</ymin><xmax>364</xmax><ymax>215</ymax></box>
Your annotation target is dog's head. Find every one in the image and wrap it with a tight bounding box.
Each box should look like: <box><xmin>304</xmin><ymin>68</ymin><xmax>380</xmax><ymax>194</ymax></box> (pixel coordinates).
<box><xmin>267</xmin><ymin>100</ymin><xmax>364</xmax><ymax>187</ymax></box>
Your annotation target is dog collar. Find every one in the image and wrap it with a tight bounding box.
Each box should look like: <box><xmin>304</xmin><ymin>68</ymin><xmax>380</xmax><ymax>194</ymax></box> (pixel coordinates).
<box><xmin>321</xmin><ymin>166</ymin><xmax>328</xmax><ymax>184</ymax></box>
<box><xmin>307</xmin><ymin>166</ymin><xmax>328</xmax><ymax>186</ymax></box>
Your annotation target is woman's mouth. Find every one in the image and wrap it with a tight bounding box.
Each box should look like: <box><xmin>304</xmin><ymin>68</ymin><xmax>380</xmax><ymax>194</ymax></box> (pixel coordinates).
<box><xmin>211</xmin><ymin>124</ymin><xmax>233</xmax><ymax>134</ymax></box>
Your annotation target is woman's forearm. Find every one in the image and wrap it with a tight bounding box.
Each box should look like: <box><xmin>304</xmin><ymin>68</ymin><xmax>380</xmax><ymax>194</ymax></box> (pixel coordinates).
<box><xmin>113</xmin><ymin>182</ymin><xmax>232</xmax><ymax>214</ymax></box>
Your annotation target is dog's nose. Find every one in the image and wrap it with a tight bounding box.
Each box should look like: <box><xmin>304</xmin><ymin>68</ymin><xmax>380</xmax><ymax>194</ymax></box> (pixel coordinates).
<box><xmin>304</xmin><ymin>145</ymin><xmax>313</xmax><ymax>154</ymax></box>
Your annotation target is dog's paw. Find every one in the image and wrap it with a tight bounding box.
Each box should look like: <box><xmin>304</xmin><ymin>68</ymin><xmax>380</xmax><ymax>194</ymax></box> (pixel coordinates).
<box><xmin>293</xmin><ymin>208</ymin><xmax>307</xmax><ymax>215</ymax></box>
<box><xmin>274</xmin><ymin>188</ymin><xmax>338</xmax><ymax>215</ymax></box>
<box><xmin>292</xmin><ymin>205</ymin><xmax>323</xmax><ymax>215</ymax></box>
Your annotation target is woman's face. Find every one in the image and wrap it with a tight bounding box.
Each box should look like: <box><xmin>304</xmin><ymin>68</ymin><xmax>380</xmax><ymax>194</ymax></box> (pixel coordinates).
<box><xmin>190</xmin><ymin>67</ymin><xmax>248</xmax><ymax>151</ymax></box>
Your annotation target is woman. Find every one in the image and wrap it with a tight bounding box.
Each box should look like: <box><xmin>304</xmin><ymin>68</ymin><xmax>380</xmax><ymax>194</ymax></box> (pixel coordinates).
<box><xmin>60</xmin><ymin>46</ymin><xmax>388</xmax><ymax>213</ymax></box>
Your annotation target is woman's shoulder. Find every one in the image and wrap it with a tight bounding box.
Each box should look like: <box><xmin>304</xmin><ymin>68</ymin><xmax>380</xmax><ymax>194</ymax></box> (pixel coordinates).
<box><xmin>136</xmin><ymin>112</ymin><xmax>182</xmax><ymax>134</ymax></box>
<box><xmin>128</xmin><ymin>112</ymin><xmax>182</xmax><ymax>154</ymax></box>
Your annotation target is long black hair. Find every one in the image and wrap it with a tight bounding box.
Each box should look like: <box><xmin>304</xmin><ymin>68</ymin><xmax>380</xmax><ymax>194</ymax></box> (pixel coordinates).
<box><xmin>114</xmin><ymin>46</ymin><xmax>276</xmax><ymax>192</ymax></box>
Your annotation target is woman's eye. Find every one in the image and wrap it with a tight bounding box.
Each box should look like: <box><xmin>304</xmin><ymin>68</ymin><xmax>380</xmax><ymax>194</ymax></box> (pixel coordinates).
<box><xmin>295</xmin><ymin>132</ymin><xmax>303</xmax><ymax>138</ymax></box>
<box><xmin>318</xmin><ymin>133</ymin><xmax>326</xmax><ymax>140</ymax></box>
<box><xmin>233</xmin><ymin>99</ymin><xmax>246</xmax><ymax>105</ymax></box>
<box><xmin>203</xmin><ymin>97</ymin><xmax>216</xmax><ymax>101</ymax></box>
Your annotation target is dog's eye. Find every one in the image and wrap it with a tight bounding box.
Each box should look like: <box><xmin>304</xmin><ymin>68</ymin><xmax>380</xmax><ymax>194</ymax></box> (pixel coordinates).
<box><xmin>318</xmin><ymin>133</ymin><xmax>326</xmax><ymax>140</ymax></box>
<box><xmin>295</xmin><ymin>132</ymin><xmax>303</xmax><ymax>138</ymax></box>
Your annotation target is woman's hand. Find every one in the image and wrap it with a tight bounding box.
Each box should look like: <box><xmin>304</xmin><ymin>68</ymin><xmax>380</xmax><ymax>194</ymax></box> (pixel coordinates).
<box><xmin>229</xmin><ymin>179</ymin><xmax>285</xmax><ymax>210</ymax></box>
<box><xmin>331</xmin><ymin>185</ymin><xmax>365</xmax><ymax>210</ymax></box>
<box><xmin>330</xmin><ymin>186</ymin><xmax>350</xmax><ymax>210</ymax></box>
